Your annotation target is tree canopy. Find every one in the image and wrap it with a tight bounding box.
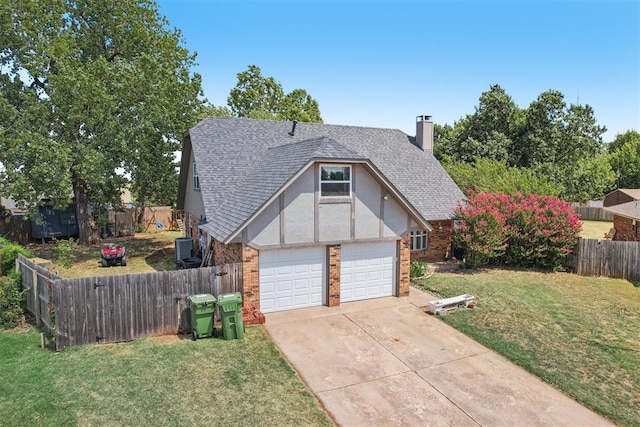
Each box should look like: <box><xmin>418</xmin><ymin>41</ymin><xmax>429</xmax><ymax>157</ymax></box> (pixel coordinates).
<box><xmin>0</xmin><ymin>0</ymin><xmax>203</xmax><ymax>243</ymax></box>
<box><xmin>608</xmin><ymin>130</ymin><xmax>640</xmax><ymax>189</ymax></box>
<box><xmin>435</xmin><ymin>84</ymin><xmax>619</xmax><ymax>202</ymax></box>
<box><xmin>205</xmin><ymin>65</ymin><xmax>323</xmax><ymax>123</ymax></box>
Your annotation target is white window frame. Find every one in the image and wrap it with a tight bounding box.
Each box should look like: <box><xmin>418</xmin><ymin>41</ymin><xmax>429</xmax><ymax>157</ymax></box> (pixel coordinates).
<box><xmin>410</xmin><ymin>230</ymin><xmax>428</xmax><ymax>251</ymax></box>
<box><xmin>193</xmin><ymin>162</ymin><xmax>200</xmax><ymax>190</ymax></box>
<box><xmin>319</xmin><ymin>164</ymin><xmax>351</xmax><ymax>197</ymax></box>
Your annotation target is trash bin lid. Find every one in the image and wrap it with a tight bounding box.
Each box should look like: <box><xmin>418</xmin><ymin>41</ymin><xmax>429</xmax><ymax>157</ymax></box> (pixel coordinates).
<box><xmin>187</xmin><ymin>293</ymin><xmax>216</xmax><ymax>305</ymax></box>
<box><xmin>217</xmin><ymin>292</ymin><xmax>242</xmax><ymax>304</ymax></box>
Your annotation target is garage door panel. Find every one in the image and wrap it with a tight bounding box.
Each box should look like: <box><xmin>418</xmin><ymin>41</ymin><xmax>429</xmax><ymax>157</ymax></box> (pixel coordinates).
<box><xmin>341</xmin><ymin>241</ymin><xmax>395</xmax><ymax>303</ymax></box>
<box><xmin>260</xmin><ymin>246</ymin><xmax>326</xmax><ymax>313</ymax></box>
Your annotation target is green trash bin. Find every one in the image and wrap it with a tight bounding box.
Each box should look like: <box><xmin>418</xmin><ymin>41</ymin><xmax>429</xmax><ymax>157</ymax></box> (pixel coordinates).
<box><xmin>217</xmin><ymin>292</ymin><xmax>244</xmax><ymax>340</ymax></box>
<box><xmin>187</xmin><ymin>293</ymin><xmax>216</xmax><ymax>340</ymax></box>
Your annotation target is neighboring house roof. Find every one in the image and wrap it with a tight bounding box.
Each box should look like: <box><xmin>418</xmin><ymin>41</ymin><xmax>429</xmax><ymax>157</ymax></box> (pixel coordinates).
<box><xmin>616</xmin><ymin>189</ymin><xmax>640</xmax><ymax>200</ymax></box>
<box><xmin>604</xmin><ymin>201</ymin><xmax>640</xmax><ymax>221</ymax></box>
<box><xmin>603</xmin><ymin>188</ymin><xmax>640</xmax><ymax>207</ymax></box>
<box><xmin>181</xmin><ymin>117</ymin><xmax>465</xmax><ymax>243</ymax></box>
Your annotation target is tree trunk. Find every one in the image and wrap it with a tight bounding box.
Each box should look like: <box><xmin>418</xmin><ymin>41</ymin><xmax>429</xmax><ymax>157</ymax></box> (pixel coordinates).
<box><xmin>73</xmin><ymin>177</ymin><xmax>99</xmax><ymax>245</ymax></box>
<box><xmin>136</xmin><ymin>197</ymin><xmax>146</xmax><ymax>225</ymax></box>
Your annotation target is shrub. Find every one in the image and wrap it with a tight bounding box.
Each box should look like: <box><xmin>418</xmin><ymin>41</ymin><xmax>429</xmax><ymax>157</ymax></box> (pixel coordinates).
<box><xmin>410</xmin><ymin>260</ymin><xmax>427</xmax><ymax>278</ymax></box>
<box><xmin>453</xmin><ymin>192</ymin><xmax>581</xmax><ymax>270</ymax></box>
<box><xmin>445</xmin><ymin>158</ymin><xmax>562</xmax><ymax>197</ymax></box>
<box><xmin>0</xmin><ymin>238</ymin><xmax>33</xmax><ymax>276</ymax></box>
<box><xmin>0</xmin><ymin>272</ymin><xmax>24</xmax><ymax>329</ymax></box>
<box><xmin>53</xmin><ymin>237</ymin><xmax>75</xmax><ymax>269</ymax></box>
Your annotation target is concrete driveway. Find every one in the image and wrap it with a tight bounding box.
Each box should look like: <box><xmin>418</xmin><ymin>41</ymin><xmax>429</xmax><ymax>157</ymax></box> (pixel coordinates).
<box><xmin>264</xmin><ymin>287</ymin><xmax>614</xmax><ymax>427</ymax></box>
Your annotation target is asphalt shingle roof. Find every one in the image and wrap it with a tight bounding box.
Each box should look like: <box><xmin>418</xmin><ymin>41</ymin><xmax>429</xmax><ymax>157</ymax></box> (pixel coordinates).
<box><xmin>604</xmin><ymin>201</ymin><xmax>640</xmax><ymax>220</ymax></box>
<box><xmin>187</xmin><ymin>117</ymin><xmax>465</xmax><ymax>242</ymax></box>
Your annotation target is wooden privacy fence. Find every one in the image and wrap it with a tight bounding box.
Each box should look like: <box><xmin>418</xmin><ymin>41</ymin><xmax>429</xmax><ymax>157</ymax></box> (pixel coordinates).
<box><xmin>17</xmin><ymin>254</ymin><xmax>242</xmax><ymax>351</ymax></box>
<box><xmin>17</xmin><ymin>255</ymin><xmax>58</xmax><ymax>337</ymax></box>
<box><xmin>570</xmin><ymin>205</ymin><xmax>613</xmax><ymax>222</ymax></box>
<box><xmin>573</xmin><ymin>238</ymin><xmax>640</xmax><ymax>283</ymax></box>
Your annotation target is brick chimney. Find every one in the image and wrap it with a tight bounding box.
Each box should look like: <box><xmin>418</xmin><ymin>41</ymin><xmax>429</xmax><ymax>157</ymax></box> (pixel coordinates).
<box><xmin>415</xmin><ymin>115</ymin><xmax>433</xmax><ymax>151</ymax></box>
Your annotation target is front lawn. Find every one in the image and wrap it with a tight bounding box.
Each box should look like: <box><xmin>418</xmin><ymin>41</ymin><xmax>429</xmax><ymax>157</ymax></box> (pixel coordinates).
<box><xmin>415</xmin><ymin>269</ymin><xmax>640</xmax><ymax>427</ymax></box>
<box><xmin>0</xmin><ymin>326</ymin><xmax>333</xmax><ymax>426</ymax></box>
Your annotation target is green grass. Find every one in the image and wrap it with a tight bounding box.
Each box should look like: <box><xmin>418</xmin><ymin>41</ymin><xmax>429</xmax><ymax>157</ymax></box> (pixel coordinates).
<box><xmin>0</xmin><ymin>326</ymin><xmax>333</xmax><ymax>426</ymax></box>
<box><xmin>28</xmin><ymin>231</ymin><xmax>183</xmax><ymax>278</ymax></box>
<box><xmin>580</xmin><ymin>220</ymin><xmax>613</xmax><ymax>239</ymax></box>
<box><xmin>415</xmin><ymin>269</ymin><xmax>640</xmax><ymax>427</ymax></box>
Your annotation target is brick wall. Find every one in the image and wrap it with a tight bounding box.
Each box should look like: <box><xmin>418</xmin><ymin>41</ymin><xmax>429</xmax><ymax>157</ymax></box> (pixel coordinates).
<box><xmin>398</xmin><ymin>236</ymin><xmax>410</xmax><ymax>297</ymax></box>
<box><xmin>241</xmin><ymin>244</ymin><xmax>265</xmax><ymax>325</ymax></box>
<box><xmin>327</xmin><ymin>245</ymin><xmax>341</xmax><ymax>307</ymax></box>
<box><xmin>211</xmin><ymin>239</ymin><xmax>243</xmax><ymax>265</ymax></box>
<box><xmin>410</xmin><ymin>220</ymin><xmax>453</xmax><ymax>262</ymax></box>
<box><xmin>613</xmin><ymin>215</ymin><xmax>639</xmax><ymax>242</ymax></box>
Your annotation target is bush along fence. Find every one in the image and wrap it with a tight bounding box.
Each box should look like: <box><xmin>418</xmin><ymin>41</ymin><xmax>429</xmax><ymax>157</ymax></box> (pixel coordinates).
<box><xmin>17</xmin><ymin>254</ymin><xmax>242</xmax><ymax>351</ymax></box>
<box><xmin>572</xmin><ymin>238</ymin><xmax>640</xmax><ymax>284</ymax></box>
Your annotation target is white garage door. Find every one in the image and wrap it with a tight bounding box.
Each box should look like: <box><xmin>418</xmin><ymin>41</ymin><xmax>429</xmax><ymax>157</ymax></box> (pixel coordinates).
<box><xmin>260</xmin><ymin>246</ymin><xmax>326</xmax><ymax>313</ymax></box>
<box><xmin>341</xmin><ymin>241</ymin><xmax>396</xmax><ymax>303</ymax></box>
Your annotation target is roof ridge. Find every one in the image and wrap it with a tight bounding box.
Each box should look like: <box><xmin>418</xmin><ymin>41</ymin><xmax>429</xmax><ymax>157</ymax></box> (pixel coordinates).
<box><xmin>201</xmin><ymin>116</ymin><xmax>408</xmax><ymax>134</ymax></box>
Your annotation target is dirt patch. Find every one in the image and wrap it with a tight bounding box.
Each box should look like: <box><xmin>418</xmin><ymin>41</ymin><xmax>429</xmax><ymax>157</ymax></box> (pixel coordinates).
<box><xmin>148</xmin><ymin>335</ymin><xmax>188</xmax><ymax>344</ymax></box>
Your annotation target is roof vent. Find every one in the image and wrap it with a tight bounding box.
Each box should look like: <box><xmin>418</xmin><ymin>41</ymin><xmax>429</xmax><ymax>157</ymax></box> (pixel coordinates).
<box><xmin>288</xmin><ymin>120</ymin><xmax>298</xmax><ymax>136</ymax></box>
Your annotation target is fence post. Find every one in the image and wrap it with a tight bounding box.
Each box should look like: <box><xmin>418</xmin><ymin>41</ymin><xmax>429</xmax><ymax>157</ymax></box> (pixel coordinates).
<box><xmin>32</xmin><ymin>262</ymin><xmax>41</xmax><ymax>327</ymax></box>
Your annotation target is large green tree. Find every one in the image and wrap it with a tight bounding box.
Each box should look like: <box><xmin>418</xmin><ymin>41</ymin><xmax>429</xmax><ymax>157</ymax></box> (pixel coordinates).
<box><xmin>435</xmin><ymin>84</ymin><xmax>522</xmax><ymax>163</ymax></box>
<box><xmin>607</xmin><ymin>129</ymin><xmax>640</xmax><ymax>153</ymax></box>
<box><xmin>225</xmin><ymin>65</ymin><xmax>322</xmax><ymax>123</ymax></box>
<box><xmin>0</xmin><ymin>0</ymin><xmax>203</xmax><ymax>243</ymax></box>
<box><xmin>608</xmin><ymin>130</ymin><xmax>640</xmax><ymax>189</ymax></box>
<box><xmin>435</xmin><ymin>85</ymin><xmax>611</xmax><ymax>201</ymax></box>
<box><xmin>516</xmin><ymin>90</ymin><xmax>606</xmax><ymax>168</ymax></box>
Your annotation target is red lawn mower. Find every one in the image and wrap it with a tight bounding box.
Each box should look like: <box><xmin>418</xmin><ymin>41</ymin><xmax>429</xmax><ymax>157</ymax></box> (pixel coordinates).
<box><xmin>100</xmin><ymin>244</ymin><xmax>127</xmax><ymax>267</ymax></box>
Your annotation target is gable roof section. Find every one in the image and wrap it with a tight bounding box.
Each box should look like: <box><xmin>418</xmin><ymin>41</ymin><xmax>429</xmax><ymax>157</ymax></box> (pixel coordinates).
<box><xmin>604</xmin><ymin>200</ymin><xmax>640</xmax><ymax>221</ymax></box>
<box><xmin>603</xmin><ymin>188</ymin><xmax>640</xmax><ymax>207</ymax></box>
<box><xmin>202</xmin><ymin>136</ymin><xmax>367</xmax><ymax>241</ymax></box>
<box><xmin>616</xmin><ymin>189</ymin><xmax>640</xmax><ymax>200</ymax></box>
<box><xmin>186</xmin><ymin>117</ymin><xmax>465</xmax><ymax>243</ymax></box>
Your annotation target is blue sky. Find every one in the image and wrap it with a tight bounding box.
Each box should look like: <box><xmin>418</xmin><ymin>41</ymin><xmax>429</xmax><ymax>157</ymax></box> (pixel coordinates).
<box><xmin>156</xmin><ymin>0</ymin><xmax>639</xmax><ymax>142</ymax></box>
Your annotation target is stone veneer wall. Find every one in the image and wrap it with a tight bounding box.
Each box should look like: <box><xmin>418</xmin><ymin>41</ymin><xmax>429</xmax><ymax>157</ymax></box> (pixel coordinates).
<box><xmin>327</xmin><ymin>245</ymin><xmax>341</xmax><ymax>307</ymax></box>
<box><xmin>211</xmin><ymin>239</ymin><xmax>243</xmax><ymax>265</ymax></box>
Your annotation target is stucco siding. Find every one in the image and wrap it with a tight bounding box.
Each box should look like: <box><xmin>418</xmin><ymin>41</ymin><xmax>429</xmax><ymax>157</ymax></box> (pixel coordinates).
<box><xmin>319</xmin><ymin>202</ymin><xmax>351</xmax><ymax>241</ymax></box>
<box><xmin>246</xmin><ymin>196</ymin><xmax>281</xmax><ymax>246</ymax></box>
<box><xmin>183</xmin><ymin>150</ymin><xmax>206</xmax><ymax>220</ymax></box>
<box><xmin>354</xmin><ymin>164</ymin><xmax>381</xmax><ymax>239</ymax></box>
<box><xmin>245</xmin><ymin>162</ymin><xmax>415</xmax><ymax>246</ymax></box>
<box><xmin>383</xmin><ymin>196</ymin><xmax>409</xmax><ymax>237</ymax></box>
<box><xmin>283</xmin><ymin>167</ymin><xmax>315</xmax><ymax>244</ymax></box>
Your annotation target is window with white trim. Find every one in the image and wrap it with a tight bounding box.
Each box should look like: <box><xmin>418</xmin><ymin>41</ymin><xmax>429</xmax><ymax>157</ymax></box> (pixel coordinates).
<box><xmin>193</xmin><ymin>162</ymin><xmax>200</xmax><ymax>190</ymax></box>
<box><xmin>410</xmin><ymin>230</ymin><xmax>428</xmax><ymax>251</ymax></box>
<box><xmin>320</xmin><ymin>165</ymin><xmax>351</xmax><ymax>197</ymax></box>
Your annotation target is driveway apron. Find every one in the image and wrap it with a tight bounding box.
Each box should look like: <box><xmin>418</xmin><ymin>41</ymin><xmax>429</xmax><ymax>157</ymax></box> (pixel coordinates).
<box><xmin>264</xmin><ymin>287</ymin><xmax>614</xmax><ymax>427</ymax></box>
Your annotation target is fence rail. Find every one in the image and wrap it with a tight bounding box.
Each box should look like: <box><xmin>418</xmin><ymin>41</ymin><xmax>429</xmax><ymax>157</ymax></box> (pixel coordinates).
<box><xmin>17</xmin><ymin>255</ymin><xmax>242</xmax><ymax>351</ymax></box>
<box><xmin>573</xmin><ymin>238</ymin><xmax>640</xmax><ymax>283</ymax></box>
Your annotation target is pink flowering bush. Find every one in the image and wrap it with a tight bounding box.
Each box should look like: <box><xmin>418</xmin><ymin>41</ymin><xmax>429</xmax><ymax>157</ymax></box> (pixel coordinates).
<box><xmin>452</xmin><ymin>192</ymin><xmax>581</xmax><ymax>270</ymax></box>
